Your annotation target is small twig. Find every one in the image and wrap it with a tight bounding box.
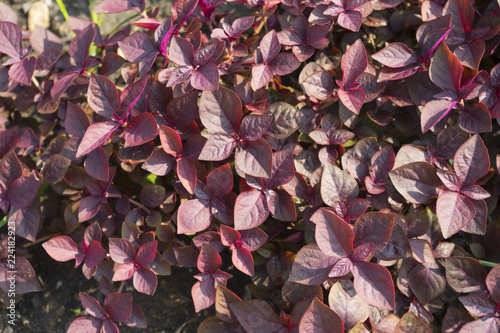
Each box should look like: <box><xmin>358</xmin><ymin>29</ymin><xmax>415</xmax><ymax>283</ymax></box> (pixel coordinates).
<box><xmin>31</xmin><ymin>77</ymin><xmax>44</xmax><ymax>93</ymax></box>
<box><xmin>479</xmin><ymin>260</ymin><xmax>499</xmax><ymax>268</ymax></box>
<box><xmin>106</xmin><ymin>193</ymin><xmax>151</xmax><ymax>214</ymax></box>
<box><xmin>25</xmin><ymin>233</ymin><xmax>60</xmax><ymax>248</ymax></box>
<box><xmin>117</xmin><ymin>281</ymin><xmax>126</xmax><ymax>293</ymax></box>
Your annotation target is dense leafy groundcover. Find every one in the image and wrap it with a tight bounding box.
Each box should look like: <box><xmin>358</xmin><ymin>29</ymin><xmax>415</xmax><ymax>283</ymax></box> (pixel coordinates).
<box><xmin>1</xmin><ymin>0</ymin><xmax>500</xmax><ymax>331</ymax></box>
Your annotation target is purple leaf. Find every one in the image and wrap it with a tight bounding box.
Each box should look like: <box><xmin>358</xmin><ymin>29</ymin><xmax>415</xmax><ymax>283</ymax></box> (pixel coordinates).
<box><xmin>93</xmin><ymin>0</ymin><xmax>145</xmax><ymax>13</ymax></box>
<box><xmin>337</xmin><ymin>88</ymin><xmax>366</xmax><ymax>114</ymax></box>
<box><xmin>199</xmin><ymin>87</ymin><xmax>242</xmax><ymax>134</ymax></box>
<box><xmin>328</xmin><ymin>280</ymin><xmax>369</xmax><ymax>331</ymax></box>
<box><xmin>289</xmin><ymin>244</ymin><xmax>340</xmax><ymax>285</ymax></box>
<box><xmin>235</xmin><ymin>139</ymin><xmax>272</xmax><ymax>178</ymax></box>
<box><xmin>338</xmin><ymin>11</ymin><xmax>363</xmax><ymax>32</ymax></box>
<box><xmin>87</xmin><ymin>74</ymin><xmax>120</xmax><ymax>119</ymax></box>
<box><xmin>191</xmin><ymin>64</ymin><xmax>219</xmax><ymax>91</ymax></box>
<box><xmin>266</xmin><ymin>102</ymin><xmax>304</xmax><ymax>139</ymax></box>
<box><xmin>133</xmin><ymin>267</ymin><xmax>157</xmax><ymax>295</ymax></box>
<box><xmin>352</xmin><ymin>261</ymin><xmax>395</xmax><ymax>310</ymax></box>
<box><xmin>76</xmin><ymin>121</ymin><xmax>119</xmax><ymax>158</ymax></box>
<box><xmin>169</xmin><ymin>35</ymin><xmax>194</xmax><ymax>66</ymax></box>
<box><xmin>372</xmin><ymin>43</ymin><xmax>418</xmax><ymax>68</ymax></box>
<box><xmin>454</xmin><ymin>134</ymin><xmax>490</xmax><ymax>187</ymax></box>
<box><xmin>238</xmin><ymin>114</ymin><xmax>273</xmax><ymax>141</ymax></box>
<box><xmin>268</xmin><ymin>53</ymin><xmax>301</xmax><ymax>76</ymax></box>
<box><xmin>104</xmin><ymin>293</ymin><xmax>133</xmax><ymax>322</ymax></box>
<box><xmin>109</xmin><ymin>238</ymin><xmax>135</xmax><ymax>264</ymax></box>
<box><xmin>342</xmin><ymin>39</ymin><xmax>367</xmax><ymax>88</ymax></box>
<box><xmin>67</xmin><ymin>317</ymin><xmax>102</xmax><ymax>333</ymax></box>
<box><xmin>8</xmin><ymin>57</ymin><xmax>36</xmax><ymax>85</ymax></box>
<box><xmin>353</xmin><ymin>212</ymin><xmax>395</xmax><ymax>251</ymax></box>
<box><xmin>251</xmin><ymin>63</ymin><xmax>274</xmax><ymax>90</ymax></box>
<box><xmin>7</xmin><ymin>176</ymin><xmax>40</xmax><ymax>208</ymax></box>
<box><xmin>207</xmin><ymin>163</ymin><xmax>233</xmax><ymax>198</ymax></box>
<box><xmin>0</xmin><ymin>22</ymin><xmax>22</xmax><ymax>59</ymax></box>
<box><xmin>117</xmin><ymin>32</ymin><xmax>159</xmax><ymax>77</ymax></box>
<box><xmin>260</xmin><ymin>30</ymin><xmax>281</xmax><ymax>64</ymax></box>
<box><xmin>159</xmin><ymin>125</ymin><xmax>183</xmax><ymax>156</ymax></box>
<box><xmin>69</xmin><ymin>24</ymin><xmax>96</xmax><ymax>69</ymax></box>
<box><xmin>123</xmin><ymin>113</ymin><xmax>158</xmax><ymax>147</ymax></box>
<box><xmin>445</xmin><ymin>257</ymin><xmax>487</xmax><ymax>293</ymax></box>
<box><xmin>459</xmin><ymin>294</ymin><xmax>496</xmax><ymax>317</ymax></box>
<box><xmin>79</xmin><ymin>293</ymin><xmax>106</xmax><ymax>318</ymax></box>
<box><xmin>389</xmin><ymin>162</ymin><xmax>441</xmax><ymax>204</ymax></box>
<box><xmin>198</xmin><ymin>244</ymin><xmax>222</xmax><ymax>272</ymax></box>
<box><xmin>312</xmin><ymin>208</ymin><xmax>354</xmax><ymax>258</ymax></box>
<box><xmin>429</xmin><ymin>43</ymin><xmax>463</xmax><ymax>92</ymax></box>
<box><xmin>437</xmin><ymin>191</ymin><xmax>475</xmax><ymax>238</ymax></box>
<box><xmin>66</xmin><ymin>102</ymin><xmax>90</xmax><ymax>138</ymax></box>
<box><xmin>42</xmin><ymin>236</ymin><xmax>79</xmax><ymax>262</ymax></box>
<box><xmin>299</xmin><ymin>297</ymin><xmax>344</xmax><ymax>333</ymax></box>
<box><xmin>199</xmin><ymin>132</ymin><xmax>237</xmax><ymax>161</ymax></box>
<box><xmin>230</xmin><ymin>300</ymin><xmax>282</xmax><ymax>332</ymax></box>
<box><xmin>177</xmin><ymin>199</ymin><xmax>211</xmax><ymax>234</ymax></box>
<box><xmin>234</xmin><ymin>190</ymin><xmax>268</xmax><ymax>230</ymax></box>
<box><xmin>232</xmin><ymin>246</ymin><xmax>254</xmax><ymax>276</ymax></box>
<box><xmin>421</xmin><ymin>99</ymin><xmax>457</xmax><ymax>133</ymax></box>
<box><xmin>321</xmin><ymin>163</ymin><xmax>359</xmax><ymax>207</ymax></box>
<box><xmin>85</xmin><ymin>147</ymin><xmax>109</xmax><ymax>181</ymax></box>
<box><xmin>176</xmin><ymin>157</ymin><xmax>197</xmax><ymax>194</ymax></box>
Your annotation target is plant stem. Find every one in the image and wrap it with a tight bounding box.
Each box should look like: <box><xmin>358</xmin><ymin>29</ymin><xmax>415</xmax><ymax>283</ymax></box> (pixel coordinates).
<box><xmin>24</xmin><ymin>233</ymin><xmax>60</xmax><ymax>248</ymax></box>
<box><xmin>55</xmin><ymin>0</ymin><xmax>75</xmax><ymax>36</ymax></box>
<box><xmin>109</xmin><ymin>8</ymin><xmax>151</xmax><ymax>35</ymax></box>
<box><xmin>31</xmin><ymin>76</ymin><xmax>44</xmax><ymax>93</ymax></box>
<box><xmin>106</xmin><ymin>194</ymin><xmax>151</xmax><ymax>214</ymax></box>
<box><xmin>479</xmin><ymin>260</ymin><xmax>499</xmax><ymax>268</ymax></box>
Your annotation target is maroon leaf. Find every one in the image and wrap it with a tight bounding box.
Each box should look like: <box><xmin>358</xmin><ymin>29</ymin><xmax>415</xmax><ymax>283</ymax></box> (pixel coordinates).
<box><xmin>312</xmin><ymin>208</ymin><xmax>354</xmax><ymax>258</ymax></box>
<box><xmin>353</xmin><ymin>212</ymin><xmax>395</xmax><ymax>251</ymax></box>
<box><xmin>198</xmin><ymin>133</ymin><xmax>237</xmax><ymax>161</ymax></box>
<box><xmin>437</xmin><ymin>191</ymin><xmax>475</xmax><ymax>238</ymax></box>
<box><xmin>454</xmin><ymin>134</ymin><xmax>490</xmax><ymax>187</ymax></box>
<box><xmin>191</xmin><ymin>64</ymin><xmax>219</xmax><ymax>91</ymax></box>
<box><xmin>66</xmin><ymin>102</ymin><xmax>90</xmax><ymax>138</ymax></box>
<box><xmin>177</xmin><ymin>199</ymin><xmax>211</xmax><ymax>234</ymax></box>
<box><xmin>7</xmin><ymin>176</ymin><xmax>40</xmax><ymax>208</ymax></box>
<box><xmin>109</xmin><ymin>238</ymin><xmax>135</xmax><ymax>264</ymax></box>
<box><xmin>133</xmin><ymin>267</ymin><xmax>157</xmax><ymax>295</ymax></box>
<box><xmin>123</xmin><ymin>113</ymin><xmax>158</xmax><ymax>147</ymax></box>
<box><xmin>87</xmin><ymin>74</ymin><xmax>120</xmax><ymax>119</ymax></box>
<box><xmin>176</xmin><ymin>157</ymin><xmax>197</xmax><ymax>194</ymax></box>
<box><xmin>42</xmin><ymin>236</ymin><xmax>79</xmax><ymax>262</ymax></box>
<box><xmin>207</xmin><ymin>163</ymin><xmax>233</xmax><ymax>198</ymax></box>
<box><xmin>76</xmin><ymin>121</ymin><xmax>119</xmax><ymax>158</ymax></box>
<box><xmin>445</xmin><ymin>257</ymin><xmax>486</xmax><ymax>293</ymax></box>
<box><xmin>234</xmin><ymin>190</ymin><xmax>268</xmax><ymax>230</ymax></box>
<box><xmin>389</xmin><ymin>162</ymin><xmax>441</xmax><ymax>204</ymax></box>
<box><xmin>85</xmin><ymin>147</ymin><xmax>109</xmax><ymax>181</ymax></box>
<box><xmin>104</xmin><ymin>293</ymin><xmax>133</xmax><ymax>322</ymax></box>
<box><xmin>429</xmin><ymin>43</ymin><xmax>462</xmax><ymax>92</ymax></box>
<box><xmin>372</xmin><ymin>43</ymin><xmax>418</xmax><ymax>68</ymax></box>
<box><xmin>408</xmin><ymin>263</ymin><xmax>446</xmax><ymax>304</ymax></box>
<box><xmin>299</xmin><ymin>297</ymin><xmax>344</xmax><ymax>333</ymax></box>
<box><xmin>199</xmin><ymin>87</ymin><xmax>242</xmax><ymax>134</ymax></box>
<box><xmin>352</xmin><ymin>261</ymin><xmax>395</xmax><ymax>310</ymax></box>
<box><xmin>230</xmin><ymin>300</ymin><xmax>282</xmax><ymax>332</ymax></box>
<box><xmin>459</xmin><ymin>294</ymin><xmax>496</xmax><ymax>317</ymax></box>
<box><xmin>235</xmin><ymin>139</ymin><xmax>272</xmax><ymax>178</ymax></box>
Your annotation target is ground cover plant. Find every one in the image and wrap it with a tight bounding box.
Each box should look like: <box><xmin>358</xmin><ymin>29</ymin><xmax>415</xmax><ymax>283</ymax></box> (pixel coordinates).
<box><xmin>1</xmin><ymin>0</ymin><xmax>500</xmax><ymax>331</ymax></box>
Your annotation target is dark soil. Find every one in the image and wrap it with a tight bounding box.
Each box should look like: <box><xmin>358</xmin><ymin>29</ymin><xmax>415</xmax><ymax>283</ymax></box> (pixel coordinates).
<box><xmin>0</xmin><ymin>242</ymin><xmax>215</xmax><ymax>333</ymax></box>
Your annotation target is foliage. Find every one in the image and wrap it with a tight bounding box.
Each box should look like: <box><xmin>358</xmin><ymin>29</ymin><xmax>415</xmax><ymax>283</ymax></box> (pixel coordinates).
<box><xmin>0</xmin><ymin>0</ymin><xmax>500</xmax><ymax>331</ymax></box>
